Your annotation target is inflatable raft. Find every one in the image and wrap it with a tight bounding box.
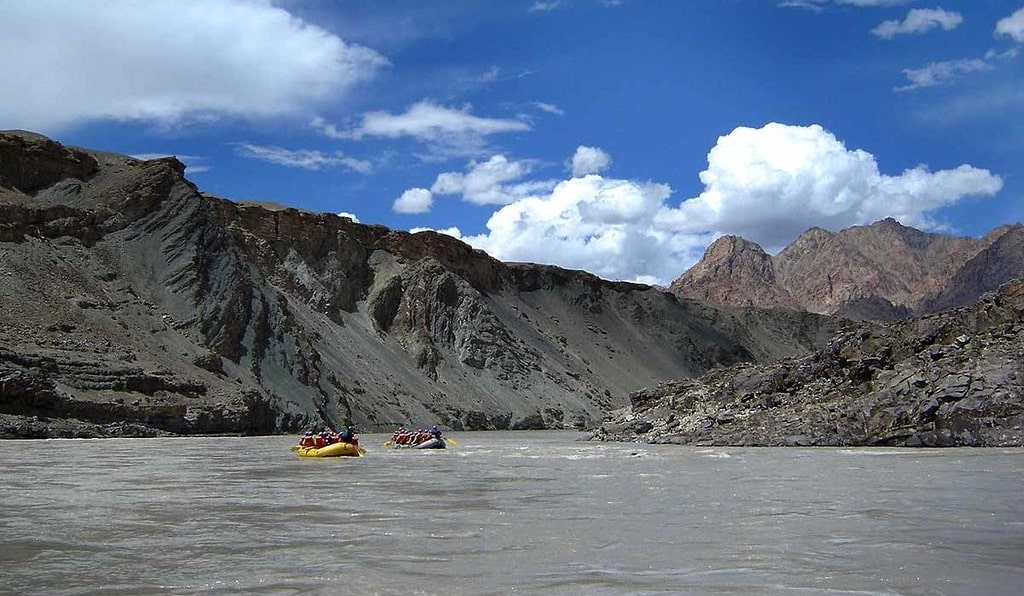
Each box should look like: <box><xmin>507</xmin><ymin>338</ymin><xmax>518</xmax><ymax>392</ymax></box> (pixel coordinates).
<box><xmin>293</xmin><ymin>442</ymin><xmax>364</xmax><ymax>457</ymax></box>
<box><xmin>392</xmin><ymin>437</ymin><xmax>447</xmax><ymax>450</ymax></box>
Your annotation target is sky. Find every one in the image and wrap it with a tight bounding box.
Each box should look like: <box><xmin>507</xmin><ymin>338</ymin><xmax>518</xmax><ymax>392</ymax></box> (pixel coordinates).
<box><xmin>2</xmin><ymin>0</ymin><xmax>1023</xmax><ymax>285</ymax></box>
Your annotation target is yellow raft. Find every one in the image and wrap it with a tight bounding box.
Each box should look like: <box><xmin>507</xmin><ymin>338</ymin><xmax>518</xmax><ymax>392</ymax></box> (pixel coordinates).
<box><xmin>292</xmin><ymin>442</ymin><xmax>365</xmax><ymax>457</ymax></box>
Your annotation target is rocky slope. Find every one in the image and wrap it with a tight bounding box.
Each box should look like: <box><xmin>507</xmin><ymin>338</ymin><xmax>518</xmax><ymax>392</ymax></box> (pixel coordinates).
<box><xmin>0</xmin><ymin>131</ymin><xmax>837</xmax><ymax>438</ymax></box>
<box><xmin>592</xmin><ymin>280</ymin><xmax>1024</xmax><ymax>447</ymax></box>
<box><xmin>670</xmin><ymin>218</ymin><xmax>1022</xmax><ymax>320</ymax></box>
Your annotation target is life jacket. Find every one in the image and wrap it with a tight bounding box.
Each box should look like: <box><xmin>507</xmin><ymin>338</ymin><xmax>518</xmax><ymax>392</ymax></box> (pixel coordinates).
<box><xmin>299</xmin><ymin>435</ymin><xmax>313</xmax><ymax>447</ymax></box>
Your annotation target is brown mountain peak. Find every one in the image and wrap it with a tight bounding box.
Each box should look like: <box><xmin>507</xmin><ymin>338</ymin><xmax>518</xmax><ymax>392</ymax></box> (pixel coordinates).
<box><xmin>669</xmin><ymin>234</ymin><xmax>795</xmax><ymax>310</ymax></box>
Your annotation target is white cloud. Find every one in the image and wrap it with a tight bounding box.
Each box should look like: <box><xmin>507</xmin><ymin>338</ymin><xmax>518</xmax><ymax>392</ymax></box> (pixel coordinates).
<box><xmin>393</xmin><ymin>188</ymin><xmax>434</xmax><ymax>214</ymax></box>
<box><xmin>996</xmin><ymin>7</ymin><xmax>1024</xmax><ymax>43</ymax></box>
<box><xmin>896</xmin><ymin>58</ymin><xmax>993</xmax><ymax>91</ymax></box>
<box><xmin>464</xmin><ymin>175</ymin><xmax>700</xmax><ymax>284</ymax></box>
<box><xmin>654</xmin><ymin>123</ymin><xmax>1002</xmax><ymax>249</ymax></box>
<box><xmin>529</xmin><ymin>2</ymin><xmax>561</xmax><ymax>12</ymax></box>
<box><xmin>342</xmin><ymin>101</ymin><xmax>529</xmax><ymax>140</ymax></box>
<box><xmin>450</xmin><ymin>124</ymin><xmax>1000</xmax><ymax>285</ymax></box>
<box><xmin>986</xmin><ymin>47</ymin><xmax>1021</xmax><ymax>60</ymax></box>
<box><xmin>477</xmin><ymin>66</ymin><xmax>501</xmax><ymax>83</ymax></box>
<box><xmin>411</xmin><ymin>226</ymin><xmax>464</xmax><ymax>238</ymax></box>
<box><xmin>837</xmin><ymin>0</ymin><xmax>915</xmax><ymax>6</ymax></box>
<box><xmin>0</xmin><ymin>0</ymin><xmax>387</xmax><ymax>132</ymax></box>
<box><xmin>533</xmin><ymin>102</ymin><xmax>566</xmax><ymax>116</ymax></box>
<box><xmin>234</xmin><ymin>144</ymin><xmax>371</xmax><ymax>173</ymax></box>
<box><xmin>780</xmin><ymin>0</ymin><xmax>912</xmax><ymax>11</ymax></box>
<box><xmin>571</xmin><ymin>146</ymin><xmax>613</xmax><ymax>176</ymax></box>
<box><xmin>337</xmin><ymin>211</ymin><xmax>361</xmax><ymax>223</ymax></box>
<box><xmin>326</xmin><ymin>100</ymin><xmax>530</xmax><ymax>159</ymax></box>
<box><xmin>430</xmin><ymin>155</ymin><xmax>557</xmax><ymax>205</ymax></box>
<box><xmin>871</xmin><ymin>8</ymin><xmax>963</xmax><ymax>39</ymax></box>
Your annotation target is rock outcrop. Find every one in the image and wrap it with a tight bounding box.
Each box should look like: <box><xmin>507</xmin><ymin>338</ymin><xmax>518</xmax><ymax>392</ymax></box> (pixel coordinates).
<box><xmin>592</xmin><ymin>280</ymin><xmax>1024</xmax><ymax>447</ymax></box>
<box><xmin>0</xmin><ymin>130</ymin><xmax>836</xmax><ymax>438</ymax></box>
<box><xmin>670</xmin><ymin>218</ymin><xmax>1022</xmax><ymax>320</ymax></box>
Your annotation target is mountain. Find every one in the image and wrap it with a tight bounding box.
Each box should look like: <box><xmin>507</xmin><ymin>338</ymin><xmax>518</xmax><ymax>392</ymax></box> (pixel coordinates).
<box><xmin>0</xmin><ymin>131</ymin><xmax>837</xmax><ymax>438</ymax></box>
<box><xmin>921</xmin><ymin>226</ymin><xmax>1024</xmax><ymax>313</ymax></box>
<box><xmin>670</xmin><ymin>218</ymin><xmax>1022</xmax><ymax>320</ymax></box>
<box><xmin>668</xmin><ymin>235</ymin><xmax>796</xmax><ymax>310</ymax></box>
<box><xmin>593</xmin><ymin>279</ymin><xmax>1024</xmax><ymax>447</ymax></box>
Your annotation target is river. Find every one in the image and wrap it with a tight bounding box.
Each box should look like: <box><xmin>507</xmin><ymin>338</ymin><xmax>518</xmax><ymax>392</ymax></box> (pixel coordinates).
<box><xmin>1</xmin><ymin>432</ymin><xmax>1022</xmax><ymax>595</ymax></box>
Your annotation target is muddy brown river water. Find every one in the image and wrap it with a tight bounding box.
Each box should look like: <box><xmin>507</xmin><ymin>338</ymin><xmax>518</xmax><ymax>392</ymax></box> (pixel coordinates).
<box><xmin>1</xmin><ymin>432</ymin><xmax>1022</xmax><ymax>595</ymax></box>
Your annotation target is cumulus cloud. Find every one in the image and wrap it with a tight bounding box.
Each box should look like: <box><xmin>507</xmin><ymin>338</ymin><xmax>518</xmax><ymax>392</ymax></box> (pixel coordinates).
<box><xmin>430</xmin><ymin>155</ymin><xmax>557</xmax><ymax>205</ymax></box>
<box><xmin>337</xmin><ymin>211</ymin><xmax>360</xmax><ymax>223</ymax></box>
<box><xmin>234</xmin><ymin>144</ymin><xmax>371</xmax><ymax>173</ymax></box>
<box><xmin>996</xmin><ymin>7</ymin><xmax>1024</xmax><ymax>43</ymax></box>
<box><xmin>656</xmin><ymin>123</ymin><xmax>1002</xmax><ymax>248</ymax></box>
<box><xmin>451</xmin><ymin>124</ymin><xmax>1001</xmax><ymax>284</ymax></box>
<box><xmin>571</xmin><ymin>146</ymin><xmax>613</xmax><ymax>176</ymax></box>
<box><xmin>896</xmin><ymin>58</ymin><xmax>993</xmax><ymax>91</ymax></box>
<box><xmin>871</xmin><ymin>8</ymin><xmax>963</xmax><ymax>39</ymax></box>
<box><xmin>393</xmin><ymin>188</ymin><xmax>434</xmax><ymax>214</ymax></box>
<box><xmin>463</xmin><ymin>175</ymin><xmax>699</xmax><ymax>285</ymax></box>
<box><xmin>0</xmin><ymin>0</ymin><xmax>387</xmax><ymax>131</ymax></box>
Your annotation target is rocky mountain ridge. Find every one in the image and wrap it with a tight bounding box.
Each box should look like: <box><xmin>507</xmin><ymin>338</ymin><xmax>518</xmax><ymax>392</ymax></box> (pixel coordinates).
<box><xmin>592</xmin><ymin>279</ymin><xmax>1024</xmax><ymax>447</ymax></box>
<box><xmin>670</xmin><ymin>218</ymin><xmax>1023</xmax><ymax>320</ymax></box>
<box><xmin>0</xmin><ymin>130</ymin><xmax>837</xmax><ymax>438</ymax></box>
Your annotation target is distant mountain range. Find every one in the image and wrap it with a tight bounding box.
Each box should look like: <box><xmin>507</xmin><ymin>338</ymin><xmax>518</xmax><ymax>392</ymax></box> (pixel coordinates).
<box><xmin>0</xmin><ymin>130</ymin><xmax>835</xmax><ymax>438</ymax></box>
<box><xmin>669</xmin><ymin>218</ymin><xmax>1023</xmax><ymax>321</ymax></box>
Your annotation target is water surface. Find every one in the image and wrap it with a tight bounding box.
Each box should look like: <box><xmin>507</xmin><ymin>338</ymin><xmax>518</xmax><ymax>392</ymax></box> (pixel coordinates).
<box><xmin>1</xmin><ymin>432</ymin><xmax>1022</xmax><ymax>595</ymax></box>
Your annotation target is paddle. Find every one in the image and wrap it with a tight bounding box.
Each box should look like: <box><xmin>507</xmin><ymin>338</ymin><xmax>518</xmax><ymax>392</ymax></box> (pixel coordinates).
<box><xmin>444</xmin><ymin>437</ymin><xmax>458</xmax><ymax>446</ymax></box>
<box><xmin>290</xmin><ymin>445</ymin><xmax>300</xmax><ymax>452</ymax></box>
<box><xmin>383</xmin><ymin>440</ymin><xmax>393</xmax><ymax>446</ymax></box>
<box><xmin>358</xmin><ymin>447</ymin><xmax>367</xmax><ymax>456</ymax></box>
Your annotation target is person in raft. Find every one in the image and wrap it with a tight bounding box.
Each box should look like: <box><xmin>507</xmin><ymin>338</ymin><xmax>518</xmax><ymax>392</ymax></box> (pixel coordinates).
<box><xmin>429</xmin><ymin>426</ymin><xmax>443</xmax><ymax>440</ymax></box>
<box><xmin>338</xmin><ymin>426</ymin><xmax>359</xmax><ymax>447</ymax></box>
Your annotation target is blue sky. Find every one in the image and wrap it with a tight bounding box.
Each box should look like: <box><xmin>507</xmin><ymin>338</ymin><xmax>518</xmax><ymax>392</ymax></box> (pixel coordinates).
<box><xmin>2</xmin><ymin>0</ymin><xmax>1022</xmax><ymax>284</ymax></box>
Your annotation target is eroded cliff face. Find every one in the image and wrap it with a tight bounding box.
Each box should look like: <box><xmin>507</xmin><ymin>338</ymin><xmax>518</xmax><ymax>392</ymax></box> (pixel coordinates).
<box><xmin>593</xmin><ymin>280</ymin><xmax>1024</xmax><ymax>447</ymax></box>
<box><xmin>0</xmin><ymin>131</ymin><xmax>833</xmax><ymax>437</ymax></box>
